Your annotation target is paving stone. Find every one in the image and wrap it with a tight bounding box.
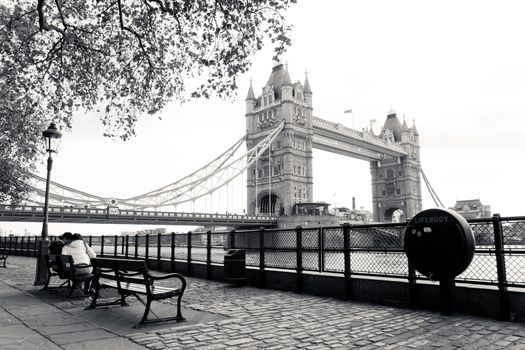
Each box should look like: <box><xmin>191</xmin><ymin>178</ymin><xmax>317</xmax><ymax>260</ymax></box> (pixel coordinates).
<box><xmin>3</xmin><ymin>256</ymin><xmax>525</xmax><ymax>350</ymax></box>
<box><xmin>48</xmin><ymin>328</ymin><xmax>115</xmax><ymax>345</ymax></box>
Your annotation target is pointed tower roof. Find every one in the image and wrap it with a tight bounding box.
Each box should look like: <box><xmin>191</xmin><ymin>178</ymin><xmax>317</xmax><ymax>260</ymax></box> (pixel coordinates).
<box><xmin>380</xmin><ymin>111</ymin><xmax>403</xmax><ymax>141</ymax></box>
<box><xmin>402</xmin><ymin>114</ymin><xmax>409</xmax><ymax>131</ymax></box>
<box><xmin>246</xmin><ymin>78</ymin><xmax>255</xmax><ymax>101</ymax></box>
<box><xmin>303</xmin><ymin>70</ymin><xmax>312</xmax><ymax>94</ymax></box>
<box><xmin>266</xmin><ymin>61</ymin><xmax>292</xmax><ymax>89</ymax></box>
<box><xmin>282</xmin><ymin>65</ymin><xmax>292</xmax><ymax>86</ymax></box>
<box><xmin>412</xmin><ymin>118</ymin><xmax>419</xmax><ymax>135</ymax></box>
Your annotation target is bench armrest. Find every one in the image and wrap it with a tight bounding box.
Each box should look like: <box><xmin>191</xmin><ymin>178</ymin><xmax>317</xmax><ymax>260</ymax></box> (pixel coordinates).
<box><xmin>148</xmin><ymin>272</ymin><xmax>186</xmax><ymax>291</ymax></box>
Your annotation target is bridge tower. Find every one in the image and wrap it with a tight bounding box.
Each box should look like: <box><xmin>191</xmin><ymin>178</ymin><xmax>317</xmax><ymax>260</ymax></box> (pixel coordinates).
<box><xmin>245</xmin><ymin>62</ymin><xmax>313</xmax><ymax>216</ymax></box>
<box><xmin>370</xmin><ymin>112</ymin><xmax>422</xmax><ymax>222</ymax></box>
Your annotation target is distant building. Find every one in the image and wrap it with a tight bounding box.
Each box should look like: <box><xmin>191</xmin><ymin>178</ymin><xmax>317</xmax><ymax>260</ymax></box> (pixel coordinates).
<box><xmin>332</xmin><ymin>207</ymin><xmax>373</xmax><ymax>223</ymax></box>
<box><xmin>120</xmin><ymin>228</ymin><xmax>167</xmax><ymax>236</ymax></box>
<box><xmin>450</xmin><ymin>199</ymin><xmax>491</xmax><ymax>219</ymax></box>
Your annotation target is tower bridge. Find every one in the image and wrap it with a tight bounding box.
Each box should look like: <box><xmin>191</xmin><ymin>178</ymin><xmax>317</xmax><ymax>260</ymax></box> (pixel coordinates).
<box><xmin>2</xmin><ymin>62</ymin><xmax>432</xmax><ymax>226</ymax></box>
<box><xmin>245</xmin><ymin>62</ymin><xmax>422</xmax><ymax>222</ymax></box>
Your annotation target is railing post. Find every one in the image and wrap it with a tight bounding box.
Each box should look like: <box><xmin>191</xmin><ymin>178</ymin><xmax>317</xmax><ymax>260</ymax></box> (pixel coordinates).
<box><xmin>134</xmin><ymin>234</ymin><xmax>138</xmax><ymax>259</ymax></box>
<box><xmin>101</xmin><ymin>235</ymin><xmax>105</xmax><ymax>256</ymax></box>
<box><xmin>125</xmin><ymin>235</ymin><xmax>129</xmax><ymax>258</ymax></box>
<box><xmin>259</xmin><ymin>227</ymin><xmax>266</xmax><ymax>288</ymax></box>
<box><xmin>20</xmin><ymin>236</ymin><xmax>25</xmax><ymax>256</ymax></box>
<box><xmin>89</xmin><ymin>235</ymin><xmax>93</xmax><ymax>247</ymax></box>
<box><xmin>14</xmin><ymin>236</ymin><xmax>18</xmax><ymax>256</ymax></box>
<box><xmin>229</xmin><ymin>229</ymin><xmax>236</xmax><ymax>249</ymax></box>
<box><xmin>318</xmin><ymin>227</ymin><xmax>324</xmax><ymax>272</ymax></box>
<box><xmin>493</xmin><ymin>214</ymin><xmax>511</xmax><ymax>321</ymax></box>
<box><xmin>187</xmin><ymin>231</ymin><xmax>192</xmax><ymax>276</ymax></box>
<box><xmin>121</xmin><ymin>236</ymin><xmax>125</xmax><ymax>255</ymax></box>
<box><xmin>343</xmin><ymin>223</ymin><xmax>352</xmax><ymax>299</ymax></box>
<box><xmin>171</xmin><ymin>232</ymin><xmax>175</xmax><ymax>272</ymax></box>
<box><xmin>9</xmin><ymin>236</ymin><xmax>13</xmax><ymax>255</ymax></box>
<box><xmin>206</xmin><ymin>230</ymin><xmax>212</xmax><ymax>279</ymax></box>
<box><xmin>145</xmin><ymin>234</ymin><xmax>150</xmax><ymax>262</ymax></box>
<box><xmin>157</xmin><ymin>233</ymin><xmax>162</xmax><ymax>269</ymax></box>
<box><xmin>296</xmin><ymin>226</ymin><xmax>303</xmax><ymax>293</ymax></box>
<box><xmin>114</xmin><ymin>235</ymin><xmax>118</xmax><ymax>257</ymax></box>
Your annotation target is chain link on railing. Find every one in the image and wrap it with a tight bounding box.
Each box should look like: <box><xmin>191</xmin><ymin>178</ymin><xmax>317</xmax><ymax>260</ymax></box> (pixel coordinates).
<box><xmin>3</xmin><ymin>215</ymin><xmax>525</xmax><ymax>291</ymax></box>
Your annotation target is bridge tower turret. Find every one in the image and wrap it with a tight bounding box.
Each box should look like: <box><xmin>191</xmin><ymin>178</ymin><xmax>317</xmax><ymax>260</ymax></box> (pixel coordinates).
<box><xmin>245</xmin><ymin>62</ymin><xmax>313</xmax><ymax>216</ymax></box>
<box><xmin>370</xmin><ymin>111</ymin><xmax>423</xmax><ymax>222</ymax></box>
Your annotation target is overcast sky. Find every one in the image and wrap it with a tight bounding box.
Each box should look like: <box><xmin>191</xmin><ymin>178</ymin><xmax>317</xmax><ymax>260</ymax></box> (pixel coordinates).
<box><xmin>3</xmin><ymin>0</ymin><xmax>525</xmax><ymax>236</ymax></box>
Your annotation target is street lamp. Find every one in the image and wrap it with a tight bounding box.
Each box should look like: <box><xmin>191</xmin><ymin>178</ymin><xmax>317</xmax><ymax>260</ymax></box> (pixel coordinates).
<box><xmin>34</xmin><ymin>122</ymin><xmax>62</xmax><ymax>285</ymax></box>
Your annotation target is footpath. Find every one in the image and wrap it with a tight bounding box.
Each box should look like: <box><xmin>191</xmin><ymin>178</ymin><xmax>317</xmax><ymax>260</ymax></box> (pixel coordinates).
<box><xmin>1</xmin><ymin>256</ymin><xmax>525</xmax><ymax>349</ymax></box>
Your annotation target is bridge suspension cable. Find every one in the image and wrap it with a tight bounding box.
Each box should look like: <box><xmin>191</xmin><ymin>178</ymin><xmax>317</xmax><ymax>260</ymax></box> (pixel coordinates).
<box><xmin>26</xmin><ymin>121</ymin><xmax>285</xmax><ymax>210</ymax></box>
<box><xmin>420</xmin><ymin>168</ymin><xmax>444</xmax><ymax>208</ymax></box>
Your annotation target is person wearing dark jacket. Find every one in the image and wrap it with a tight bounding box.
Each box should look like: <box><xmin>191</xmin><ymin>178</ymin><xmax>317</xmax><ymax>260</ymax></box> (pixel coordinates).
<box><xmin>49</xmin><ymin>232</ymin><xmax>73</xmax><ymax>255</ymax></box>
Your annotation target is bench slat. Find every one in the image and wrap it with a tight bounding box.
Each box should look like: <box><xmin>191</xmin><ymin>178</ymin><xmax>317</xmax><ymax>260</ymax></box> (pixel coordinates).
<box><xmin>88</xmin><ymin>257</ymin><xmax>186</xmax><ymax>327</ymax></box>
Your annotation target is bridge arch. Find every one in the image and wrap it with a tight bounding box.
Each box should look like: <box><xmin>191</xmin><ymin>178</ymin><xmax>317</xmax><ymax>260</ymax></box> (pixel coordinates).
<box><xmin>384</xmin><ymin>207</ymin><xmax>405</xmax><ymax>223</ymax></box>
<box><xmin>258</xmin><ymin>192</ymin><xmax>281</xmax><ymax>216</ymax></box>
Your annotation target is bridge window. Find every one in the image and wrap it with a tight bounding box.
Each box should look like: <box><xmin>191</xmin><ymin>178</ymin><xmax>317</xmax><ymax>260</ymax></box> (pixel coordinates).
<box><xmin>396</xmin><ymin>188</ymin><xmax>401</xmax><ymax>195</ymax></box>
<box><xmin>386</xmin><ymin>183</ymin><xmax>395</xmax><ymax>196</ymax></box>
<box><xmin>398</xmin><ymin>170</ymin><xmax>403</xmax><ymax>176</ymax></box>
<box><xmin>382</xmin><ymin>190</ymin><xmax>386</xmax><ymax>197</ymax></box>
<box><xmin>264</xmin><ymin>97</ymin><xmax>268</xmax><ymax>106</ymax></box>
<box><xmin>386</xmin><ymin>169</ymin><xmax>395</xmax><ymax>179</ymax></box>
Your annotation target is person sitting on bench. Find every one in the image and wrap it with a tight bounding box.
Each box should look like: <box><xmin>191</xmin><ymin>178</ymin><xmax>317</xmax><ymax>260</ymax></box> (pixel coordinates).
<box><xmin>49</xmin><ymin>232</ymin><xmax>73</xmax><ymax>255</ymax></box>
<box><xmin>62</xmin><ymin>233</ymin><xmax>97</xmax><ymax>292</ymax></box>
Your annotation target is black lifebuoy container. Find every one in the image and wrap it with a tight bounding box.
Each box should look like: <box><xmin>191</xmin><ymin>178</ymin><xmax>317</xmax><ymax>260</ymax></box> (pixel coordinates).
<box><xmin>404</xmin><ymin>208</ymin><xmax>475</xmax><ymax>280</ymax></box>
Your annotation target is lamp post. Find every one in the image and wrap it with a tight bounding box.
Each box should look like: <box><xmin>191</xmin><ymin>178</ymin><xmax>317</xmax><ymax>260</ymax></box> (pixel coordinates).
<box><xmin>34</xmin><ymin>122</ymin><xmax>62</xmax><ymax>285</ymax></box>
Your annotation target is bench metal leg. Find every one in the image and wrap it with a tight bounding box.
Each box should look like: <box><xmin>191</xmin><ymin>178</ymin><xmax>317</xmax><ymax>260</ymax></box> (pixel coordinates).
<box><xmin>176</xmin><ymin>293</ymin><xmax>184</xmax><ymax>321</ymax></box>
<box><xmin>136</xmin><ymin>298</ymin><xmax>153</xmax><ymax>327</ymax></box>
<box><xmin>133</xmin><ymin>295</ymin><xmax>186</xmax><ymax>328</ymax></box>
<box><xmin>41</xmin><ymin>274</ymin><xmax>52</xmax><ymax>291</ymax></box>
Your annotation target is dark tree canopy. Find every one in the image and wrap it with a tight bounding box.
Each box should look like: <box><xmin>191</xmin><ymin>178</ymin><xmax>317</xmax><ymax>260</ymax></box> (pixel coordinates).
<box><xmin>0</xmin><ymin>0</ymin><xmax>296</xmax><ymax>204</ymax></box>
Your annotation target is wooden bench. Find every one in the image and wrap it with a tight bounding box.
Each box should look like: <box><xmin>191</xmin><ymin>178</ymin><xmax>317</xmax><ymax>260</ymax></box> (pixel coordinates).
<box><xmin>42</xmin><ymin>254</ymin><xmax>94</xmax><ymax>297</ymax></box>
<box><xmin>0</xmin><ymin>250</ymin><xmax>7</xmax><ymax>268</ymax></box>
<box><xmin>42</xmin><ymin>254</ymin><xmax>71</xmax><ymax>291</ymax></box>
<box><xmin>57</xmin><ymin>255</ymin><xmax>95</xmax><ymax>297</ymax></box>
<box><xmin>87</xmin><ymin>257</ymin><xmax>186</xmax><ymax>328</ymax></box>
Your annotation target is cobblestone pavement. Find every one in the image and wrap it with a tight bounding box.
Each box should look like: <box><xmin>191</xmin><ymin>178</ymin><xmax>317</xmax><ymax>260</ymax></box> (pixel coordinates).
<box><xmin>2</xmin><ymin>256</ymin><xmax>525</xmax><ymax>349</ymax></box>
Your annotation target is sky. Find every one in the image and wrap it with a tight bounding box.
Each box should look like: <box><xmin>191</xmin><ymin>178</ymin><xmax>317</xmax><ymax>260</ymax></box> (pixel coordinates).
<box><xmin>2</xmin><ymin>0</ymin><xmax>525</xmax><ymax>236</ymax></box>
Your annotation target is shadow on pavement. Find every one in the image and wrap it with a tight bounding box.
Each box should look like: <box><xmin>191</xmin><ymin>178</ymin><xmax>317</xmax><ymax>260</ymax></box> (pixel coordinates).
<box><xmin>25</xmin><ymin>287</ymin><xmax>226</xmax><ymax>335</ymax></box>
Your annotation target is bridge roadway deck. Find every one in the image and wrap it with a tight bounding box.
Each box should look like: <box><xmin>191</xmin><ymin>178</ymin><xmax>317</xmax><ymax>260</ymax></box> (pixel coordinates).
<box><xmin>1</xmin><ymin>256</ymin><xmax>524</xmax><ymax>349</ymax></box>
<box><xmin>0</xmin><ymin>205</ymin><xmax>277</xmax><ymax>228</ymax></box>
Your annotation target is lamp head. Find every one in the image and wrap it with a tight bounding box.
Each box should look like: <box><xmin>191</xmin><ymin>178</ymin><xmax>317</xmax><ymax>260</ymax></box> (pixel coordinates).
<box><xmin>42</xmin><ymin>122</ymin><xmax>62</xmax><ymax>153</ymax></box>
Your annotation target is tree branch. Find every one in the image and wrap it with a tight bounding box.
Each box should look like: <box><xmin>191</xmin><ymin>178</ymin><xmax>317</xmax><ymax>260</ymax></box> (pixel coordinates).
<box><xmin>37</xmin><ymin>0</ymin><xmax>48</xmax><ymax>30</ymax></box>
<box><xmin>117</xmin><ymin>0</ymin><xmax>153</xmax><ymax>69</ymax></box>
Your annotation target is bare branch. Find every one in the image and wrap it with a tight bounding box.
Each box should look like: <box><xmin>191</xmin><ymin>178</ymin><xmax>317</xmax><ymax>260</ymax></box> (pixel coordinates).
<box><xmin>37</xmin><ymin>0</ymin><xmax>48</xmax><ymax>30</ymax></box>
<box><xmin>117</xmin><ymin>0</ymin><xmax>153</xmax><ymax>68</ymax></box>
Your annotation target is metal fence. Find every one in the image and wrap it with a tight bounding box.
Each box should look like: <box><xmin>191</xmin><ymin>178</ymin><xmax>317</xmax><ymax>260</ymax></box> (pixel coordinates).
<box><xmin>2</xmin><ymin>215</ymin><xmax>525</xmax><ymax>290</ymax></box>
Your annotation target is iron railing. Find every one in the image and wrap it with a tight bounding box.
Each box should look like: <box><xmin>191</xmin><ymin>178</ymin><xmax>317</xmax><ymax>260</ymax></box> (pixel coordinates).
<box><xmin>2</xmin><ymin>215</ymin><xmax>525</xmax><ymax>290</ymax></box>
